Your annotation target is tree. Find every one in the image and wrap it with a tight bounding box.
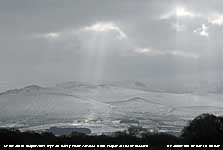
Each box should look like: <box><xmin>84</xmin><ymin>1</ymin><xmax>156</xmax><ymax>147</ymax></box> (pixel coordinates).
<box><xmin>181</xmin><ymin>113</ymin><xmax>223</xmax><ymax>144</ymax></box>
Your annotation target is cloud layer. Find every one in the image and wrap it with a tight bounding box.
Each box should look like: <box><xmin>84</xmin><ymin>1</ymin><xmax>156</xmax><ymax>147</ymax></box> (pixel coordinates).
<box><xmin>0</xmin><ymin>0</ymin><xmax>222</xmax><ymax>90</ymax></box>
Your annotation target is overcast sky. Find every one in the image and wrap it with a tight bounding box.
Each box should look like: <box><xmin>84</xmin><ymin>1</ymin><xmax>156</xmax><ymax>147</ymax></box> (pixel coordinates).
<box><xmin>0</xmin><ymin>0</ymin><xmax>223</xmax><ymax>91</ymax></box>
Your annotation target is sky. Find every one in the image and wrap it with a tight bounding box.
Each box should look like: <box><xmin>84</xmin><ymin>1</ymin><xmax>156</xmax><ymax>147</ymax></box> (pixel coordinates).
<box><xmin>0</xmin><ymin>0</ymin><xmax>223</xmax><ymax>91</ymax></box>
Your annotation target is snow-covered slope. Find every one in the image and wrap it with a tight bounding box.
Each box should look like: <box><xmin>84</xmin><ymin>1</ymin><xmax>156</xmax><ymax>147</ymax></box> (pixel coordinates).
<box><xmin>1</xmin><ymin>81</ymin><xmax>223</xmax><ymax>134</ymax></box>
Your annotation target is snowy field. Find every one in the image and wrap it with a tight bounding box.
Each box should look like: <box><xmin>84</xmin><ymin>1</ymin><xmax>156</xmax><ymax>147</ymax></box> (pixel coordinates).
<box><xmin>1</xmin><ymin>81</ymin><xmax>223</xmax><ymax>135</ymax></box>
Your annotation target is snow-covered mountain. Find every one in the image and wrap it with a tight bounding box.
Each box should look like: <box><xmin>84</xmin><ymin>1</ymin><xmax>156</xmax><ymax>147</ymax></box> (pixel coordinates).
<box><xmin>1</xmin><ymin>81</ymin><xmax>223</xmax><ymax>135</ymax></box>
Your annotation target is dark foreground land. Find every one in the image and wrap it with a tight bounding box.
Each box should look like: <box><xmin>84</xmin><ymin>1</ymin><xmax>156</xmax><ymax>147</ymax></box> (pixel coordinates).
<box><xmin>1</xmin><ymin>113</ymin><xmax>223</xmax><ymax>148</ymax></box>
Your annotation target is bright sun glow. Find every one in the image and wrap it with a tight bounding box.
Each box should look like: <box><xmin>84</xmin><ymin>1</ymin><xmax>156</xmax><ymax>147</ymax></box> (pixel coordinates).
<box><xmin>84</xmin><ymin>22</ymin><xmax>117</xmax><ymax>32</ymax></box>
<box><xmin>83</xmin><ymin>22</ymin><xmax>127</xmax><ymax>40</ymax></box>
<box><xmin>160</xmin><ymin>6</ymin><xmax>196</xmax><ymax>20</ymax></box>
<box><xmin>176</xmin><ymin>7</ymin><xmax>194</xmax><ymax>17</ymax></box>
<box><xmin>208</xmin><ymin>14</ymin><xmax>223</xmax><ymax>26</ymax></box>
